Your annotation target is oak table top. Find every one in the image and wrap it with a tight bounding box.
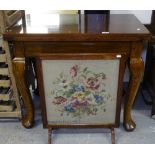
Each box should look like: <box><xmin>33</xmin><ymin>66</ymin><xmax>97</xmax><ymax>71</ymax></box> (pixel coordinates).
<box><xmin>3</xmin><ymin>14</ymin><xmax>150</xmax><ymax>41</ymax></box>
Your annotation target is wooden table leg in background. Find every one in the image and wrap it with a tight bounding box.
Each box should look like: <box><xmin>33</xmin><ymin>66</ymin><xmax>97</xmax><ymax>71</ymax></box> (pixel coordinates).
<box><xmin>123</xmin><ymin>42</ymin><xmax>144</xmax><ymax>131</ymax></box>
<box><xmin>12</xmin><ymin>58</ymin><xmax>34</xmax><ymax>128</ymax></box>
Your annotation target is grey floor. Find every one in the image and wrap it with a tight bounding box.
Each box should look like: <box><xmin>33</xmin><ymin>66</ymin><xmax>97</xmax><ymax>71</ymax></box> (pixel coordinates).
<box><xmin>0</xmin><ymin>88</ymin><xmax>155</xmax><ymax>144</ymax></box>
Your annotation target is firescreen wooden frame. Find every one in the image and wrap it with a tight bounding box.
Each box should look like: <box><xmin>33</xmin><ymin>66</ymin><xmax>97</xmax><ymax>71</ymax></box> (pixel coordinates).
<box><xmin>37</xmin><ymin>52</ymin><xmax>127</xmax><ymax>129</ymax></box>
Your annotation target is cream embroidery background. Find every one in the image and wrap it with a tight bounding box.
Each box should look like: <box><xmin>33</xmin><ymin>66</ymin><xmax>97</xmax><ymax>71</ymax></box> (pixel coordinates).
<box><xmin>42</xmin><ymin>60</ymin><xmax>119</xmax><ymax>125</ymax></box>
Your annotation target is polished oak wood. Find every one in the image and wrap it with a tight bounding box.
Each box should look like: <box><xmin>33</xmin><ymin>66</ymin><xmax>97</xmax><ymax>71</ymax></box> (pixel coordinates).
<box><xmin>48</xmin><ymin>128</ymin><xmax>52</xmax><ymax>144</ymax></box>
<box><xmin>111</xmin><ymin>128</ymin><xmax>115</xmax><ymax>144</ymax></box>
<box><xmin>3</xmin><ymin>13</ymin><xmax>151</xmax><ymax>130</ymax></box>
<box><xmin>12</xmin><ymin>58</ymin><xmax>34</xmax><ymax>128</ymax></box>
<box><xmin>4</xmin><ymin>14</ymin><xmax>149</xmax><ymax>38</ymax></box>
<box><xmin>124</xmin><ymin>42</ymin><xmax>144</xmax><ymax>131</ymax></box>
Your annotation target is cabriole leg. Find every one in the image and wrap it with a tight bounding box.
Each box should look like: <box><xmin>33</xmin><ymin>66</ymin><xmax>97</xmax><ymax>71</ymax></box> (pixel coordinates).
<box><xmin>12</xmin><ymin>58</ymin><xmax>34</xmax><ymax>128</ymax></box>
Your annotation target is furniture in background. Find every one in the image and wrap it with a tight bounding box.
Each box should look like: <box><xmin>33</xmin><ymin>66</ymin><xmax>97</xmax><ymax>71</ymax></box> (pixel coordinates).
<box><xmin>3</xmin><ymin>13</ymin><xmax>150</xmax><ymax>131</ymax></box>
<box><xmin>84</xmin><ymin>10</ymin><xmax>110</xmax><ymax>14</ymax></box>
<box><xmin>0</xmin><ymin>10</ymin><xmax>25</xmax><ymax>118</ymax></box>
<box><xmin>143</xmin><ymin>10</ymin><xmax>155</xmax><ymax>118</ymax></box>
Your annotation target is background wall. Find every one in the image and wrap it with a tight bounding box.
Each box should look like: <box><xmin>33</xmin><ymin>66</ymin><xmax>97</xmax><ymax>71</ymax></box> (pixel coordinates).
<box><xmin>110</xmin><ymin>10</ymin><xmax>152</xmax><ymax>24</ymax></box>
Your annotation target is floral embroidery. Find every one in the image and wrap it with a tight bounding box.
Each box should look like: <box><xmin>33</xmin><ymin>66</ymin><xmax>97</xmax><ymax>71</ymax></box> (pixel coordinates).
<box><xmin>51</xmin><ymin>64</ymin><xmax>111</xmax><ymax>118</ymax></box>
<box><xmin>70</xmin><ymin>64</ymin><xmax>79</xmax><ymax>77</ymax></box>
<box><xmin>86</xmin><ymin>77</ymin><xmax>100</xmax><ymax>90</ymax></box>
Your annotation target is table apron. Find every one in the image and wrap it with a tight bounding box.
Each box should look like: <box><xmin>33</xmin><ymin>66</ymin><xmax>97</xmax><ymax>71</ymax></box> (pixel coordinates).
<box><xmin>12</xmin><ymin>41</ymin><xmax>131</xmax><ymax>58</ymax></box>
